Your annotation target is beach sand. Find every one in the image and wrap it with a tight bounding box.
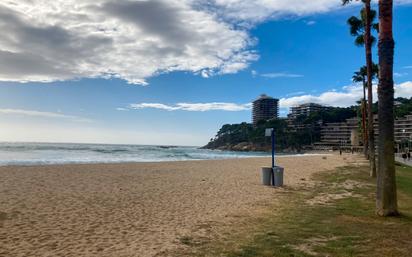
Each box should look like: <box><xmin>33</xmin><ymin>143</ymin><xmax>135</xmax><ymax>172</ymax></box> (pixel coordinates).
<box><xmin>0</xmin><ymin>154</ymin><xmax>351</xmax><ymax>257</ymax></box>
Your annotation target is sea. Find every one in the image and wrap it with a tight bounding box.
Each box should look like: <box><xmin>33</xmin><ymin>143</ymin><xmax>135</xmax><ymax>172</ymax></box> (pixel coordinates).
<box><xmin>0</xmin><ymin>142</ymin><xmax>272</xmax><ymax>166</ymax></box>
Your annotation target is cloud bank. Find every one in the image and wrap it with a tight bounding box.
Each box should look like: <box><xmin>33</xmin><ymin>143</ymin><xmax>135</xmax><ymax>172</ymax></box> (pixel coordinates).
<box><xmin>128</xmin><ymin>81</ymin><xmax>412</xmax><ymax>113</ymax></box>
<box><xmin>0</xmin><ymin>0</ymin><xmax>257</xmax><ymax>85</ymax></box>
<box><xmin>0</xmin><ymin>108</ymin><xmax>92</xmax><ymax>122</ymax></box>
<box><xmin>1</xmin><ymin>0</ymin><xmax>410</xmax><ymax>85</ymax></box>
<box><xmin>280</xmin><ymin>81</ymin><xmax>412</xmax><ymax>108</ymax></box>
<box><xmin>130</xmin><ymin>102</ymin><xmax>252</xmax><ymax>112</ymax></box>
<box><xmin>261</xmin><ymin>72</ymin><xmax>304</xmax><ymax>78</ymax></box>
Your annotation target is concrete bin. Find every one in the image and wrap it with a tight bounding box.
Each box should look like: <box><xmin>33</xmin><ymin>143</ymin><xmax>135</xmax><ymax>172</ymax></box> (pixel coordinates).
<box><xmin>273</xmin><ymin>166</ymin><xmax>284</xmax><ymax>187</ymax></box>
<box><xmin>261</xmin><ymin>167</ymin><xmax>273</xmax><ymax>186</ymax></box>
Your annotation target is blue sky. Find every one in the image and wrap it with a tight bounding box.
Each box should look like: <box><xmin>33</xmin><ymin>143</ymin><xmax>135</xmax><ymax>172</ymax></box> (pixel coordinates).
<box><xmin>1</xmin><ymin>1</ymin><xmax>412</xmax><ymax>146</ymax></box>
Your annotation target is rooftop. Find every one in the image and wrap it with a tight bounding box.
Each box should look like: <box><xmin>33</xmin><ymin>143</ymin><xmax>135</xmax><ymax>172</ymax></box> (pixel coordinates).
<box><xmin>253</xmin><ymin>94</ymin><xmax>276</xmax><ymax>102</ymax></box>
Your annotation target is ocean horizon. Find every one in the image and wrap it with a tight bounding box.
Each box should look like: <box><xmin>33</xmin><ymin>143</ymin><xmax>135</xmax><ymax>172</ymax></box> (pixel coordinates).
<box><xmin>0</xmin><ymin>142</ymin><xmax>274</xmax><ymax>166</ymax></box>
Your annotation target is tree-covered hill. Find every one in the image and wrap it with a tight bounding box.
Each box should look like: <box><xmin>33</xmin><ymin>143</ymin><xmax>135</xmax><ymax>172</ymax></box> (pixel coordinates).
<box><xmin>203</xmin><ymin>97</ymin><xmax>412</xmax><ymax>152</ymax></box>
<box><xmin>203</xmin><ymin>106</ymin><xmax>358</xmax><ymax>152</ymax></box>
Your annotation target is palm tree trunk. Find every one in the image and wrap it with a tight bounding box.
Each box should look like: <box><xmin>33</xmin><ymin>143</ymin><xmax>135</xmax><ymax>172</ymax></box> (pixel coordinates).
<box><xmin>377</xmin><ymin>0</ymin><xmax>398</xmax><ymax>216</ymax></box>
<box><xmin>362</xmin><ymin>81</ymin><xmax>369</xmax><ymax>159</ymax></box>
<box><xmin>365</xmin><ymin>0</ymin><xmax>376</xmax><ymax>177</ymax></box>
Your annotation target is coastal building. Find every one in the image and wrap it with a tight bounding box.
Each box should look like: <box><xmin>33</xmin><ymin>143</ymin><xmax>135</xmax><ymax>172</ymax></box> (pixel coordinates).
<box><xmin>315</xmin><ymin>117</ymin><xmax>360</xmax><ymax>149</ymax></box>
<box><xmin>288</xmin><ymin>103</ymin><xmax>328</xmax><ymax>120</ymax></box>
<box><xmin>315</xmin><ymin>113</ymin><xmax>412</xmax><ymax>150</ymax></box>
<box><xmin>395</xmin><ymin>113</ymin><xmax>412</xmax><ymax>142</ymax></box>
<box><xmin>252</xmin><ymin>94</ymin><xmax>279</xmax><ymax>126</ymax></box>
<box><xmin>285</xmin><ymin>103</ymin><xmax>327</xmax><ymax>143</ymax></box>
<box><xmin>370</xmin><ymin>113</ymin><xmax>412</xmax><ymax>144</ymax></box>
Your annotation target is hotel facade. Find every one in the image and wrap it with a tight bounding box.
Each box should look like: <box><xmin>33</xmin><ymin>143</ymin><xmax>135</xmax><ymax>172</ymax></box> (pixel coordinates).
<box><xmin>252</xmin><ymin>94</ymin><xmax>279</xmax><ymax>126</ymax></box>
<box><xmin>288</xmin><ymin>103</ymin><xmax>329</xmax><ymax>120</ymax></box>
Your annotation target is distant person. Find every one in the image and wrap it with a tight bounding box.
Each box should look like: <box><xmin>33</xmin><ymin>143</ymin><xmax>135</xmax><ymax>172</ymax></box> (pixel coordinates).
<box><xmin>408</xmin><ymin>151</ymin><xmax>411</xmax><ymax>161</ymax></box>
<box><xmin>339</xmin><ymin>148</ymin><xmax>342</xmax><ymax>156</ymax></box>
<box><xmin>402</xmin><ymin>152</ymin><xmax>407</xmax><ymax>162</ymax></box>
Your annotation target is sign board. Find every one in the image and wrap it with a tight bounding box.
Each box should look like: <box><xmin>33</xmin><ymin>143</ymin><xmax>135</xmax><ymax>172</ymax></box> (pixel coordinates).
<box><xmin>265</xmin><ymin>128</ymin><xmax>274</xmax><ymax>137</ymax></box>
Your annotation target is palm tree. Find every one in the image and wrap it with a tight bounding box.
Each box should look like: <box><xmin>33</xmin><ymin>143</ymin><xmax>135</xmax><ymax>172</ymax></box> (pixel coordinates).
<box><xmin>343</xmin><ymin>0</ymin><xmax>378</xmax><ymax>177</ymax></box>
<box><xmin>353</xmin><ymin>69</ymin><xmax>368</xmax><ymax>158</ymax></box>
<box><xmin>352</xmin><ymin>65</ymin><xmax>378</xmax><ymax>159</ymax></box>
<box><xmin>376</xmin><ymin>0</ymin><xmax>398</xmax><ymax>216</ymax></box>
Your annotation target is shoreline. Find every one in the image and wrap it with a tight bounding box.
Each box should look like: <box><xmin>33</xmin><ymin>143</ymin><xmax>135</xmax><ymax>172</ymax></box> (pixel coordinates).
<box><xmin>0</xmin><ymin>152</ymin><xmax>334</xmax><ymax>168</ymax></box>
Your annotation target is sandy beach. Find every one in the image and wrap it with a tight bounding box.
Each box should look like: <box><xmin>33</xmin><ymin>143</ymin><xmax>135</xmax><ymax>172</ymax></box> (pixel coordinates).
<box><xmin>0</xmin><ymin>154</ymin><xmax>350</xmax><ymax>257</ymax></box>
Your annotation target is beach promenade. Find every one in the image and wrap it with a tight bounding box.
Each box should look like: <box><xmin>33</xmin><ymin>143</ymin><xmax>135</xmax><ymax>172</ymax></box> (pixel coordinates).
<box><xmin>395</xmin><ymin>154</ymin><xmax>412</xmax><ymax>167</ymax></box>
<box><xmin>0</xmin><ymin>154</ymin><xmax>350</xmax><ymax>257</ymax></box>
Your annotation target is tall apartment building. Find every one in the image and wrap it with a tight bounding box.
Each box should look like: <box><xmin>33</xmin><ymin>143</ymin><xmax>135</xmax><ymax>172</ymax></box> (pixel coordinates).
<box><xmin>288</xmin><ymin>103</ymin><xmax>327</xmax><ymax>120</ymax></box>
<box><xmin>252</xmin><ymin>94</ymin><xmax>279</xmax><ymax>126</ymax></box>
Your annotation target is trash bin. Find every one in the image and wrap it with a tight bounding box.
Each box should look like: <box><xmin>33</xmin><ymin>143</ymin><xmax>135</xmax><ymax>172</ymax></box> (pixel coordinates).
<box><xmin>261</xmin><ymin>167</ymin><xmax>272</xmax><ymax>186</ymax></box>
<box><xmin>273</xmin><ymin>166</ymin><xmax>284</xmax><ymax>187</ymax></box>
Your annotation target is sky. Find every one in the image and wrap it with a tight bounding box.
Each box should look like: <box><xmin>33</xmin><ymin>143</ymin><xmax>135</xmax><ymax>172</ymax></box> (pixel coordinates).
<box><xmin>1</xmin><ymin>0</ymin><xmax>412</xmax><ymax>146</ymax></box>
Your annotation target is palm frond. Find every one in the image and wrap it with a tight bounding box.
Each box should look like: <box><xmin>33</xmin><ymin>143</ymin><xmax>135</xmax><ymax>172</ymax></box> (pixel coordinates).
<box><xmin>372</xmin><ymin>63</ymin><xmax>379</xmax><ymax>78</ymax></box>
<box><xmin>373</xmin><ymin>23</ymin><xmax>379</xmax><ymax>32</ymax></box>
<box><xmin>355</xmin><ymin>64</ymin><xmax>379</xmax><ymax>82</ymax></box>
<box><xmin>360</xmin><ymin>66</ymin><xmax>368</xmax><ymax>76</ymax></box>
<box><xmin>370</xmin><ymin>9</ymin><xmax>377</xmax><ymax>22</ymax></box>
<box><xmin>347</xmin><ymin>16</ymin><xmax>364</xmax><ymax>36</ymax></box>
<box><xmin>361</xmin><ymin>8</ymin><xmax>367</xmax><ymax>23</ymax></box>
<box><xmin>355</xmin><ymin>35</ymin><xmax>365</xmax><ymax>46</ymax></box>
<box><xmin>353</xmin><ymin>72</ymin><xmax>364</xmax><ymax>83</ymax></box>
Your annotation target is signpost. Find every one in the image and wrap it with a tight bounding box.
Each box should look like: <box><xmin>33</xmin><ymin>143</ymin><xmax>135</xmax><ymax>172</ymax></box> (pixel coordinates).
<box><xmin>265</xmin><ymin>128</ymin><xmax>275</xmax><ymax>167</ymax></box>
<box><xmin>263</xmin><ymin>128</ymin><xmax>284</xmax><ymax>187</ymax></box>
<box><xmin>265</xmin><ymin>128</ymin><xmax>275</xmax><ymax>185</ymax></box>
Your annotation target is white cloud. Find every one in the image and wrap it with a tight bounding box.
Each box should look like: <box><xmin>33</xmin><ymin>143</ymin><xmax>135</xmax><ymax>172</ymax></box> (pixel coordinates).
<box><xmin>285</xmin><ymin>91</ymin><xmax>306</xmax><ymax>97</ymax></box>
<box><xmin>130</xmin><ymin>102</ymin><xmax>252</xmax><ymax>112</ymax></box>
<box><xmin>207</xmin><ymin>0</ymin><xmax>412</xmax><ymax>23</ymax></box>
<box><xmin>204</xmin><ymin>0</ymin><xmax>340</xmax><ymax>23</ymax></box>
<box><xmin>252</xmin><ymin>70</ymin><xmax>303</xmax><ymax>78</ymax></box>
<box><xmin>396</xmin><ymin>81</ymin><xmax>412</xmax><ymax>96</ymax></box>
<box><xmin>0</xmin><ymin>108</ymin><xmax>92</xmax><ymax>122</ymax></box>
<box><xmin>396</xmin><ymin>0</ymin><xmax>412</xmax><ymax>4</ymax></box>
<box><xmin>0</xmin><ymin>0</ymin><xmax>256</xmax><ymax>85</ymax></box>
<box><xmin>306</xmin><ymin>20</ymin><xmax>317</xmax><ymax>26</ymax></box>
<box><xmin>1</xmin><ymin>0</ymin><xmax>411</xmax><ymax>85</ymax></box>
<box><xmin>394</xmin><ymin>72</ymin><xmax>409</xmax><ymax>77</ymax></box>
<box><xmin>280</xmin><ymin>81</ymin><xmax>412</xmax><ymax>109</ymax></box>
<box><xmin>261</xmin><ymin>72</ymin><xmax>304</xmax><ymax>78</ymax></box>
<box><xmin>130</xmin><ymin>81</ymin><xmax>412</xmax><ymax>114</ymax></box>
<box><xmin>131</xmin><ymin>103</ymin><xmax>180</xmax><ymax>111</ymax></box>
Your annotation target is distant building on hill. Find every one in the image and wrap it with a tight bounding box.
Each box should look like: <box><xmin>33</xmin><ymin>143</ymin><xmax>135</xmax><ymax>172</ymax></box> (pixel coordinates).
<box><xmin>252</xmin><ymin>94</ymin><xmax>279</xmax><ymax>126</ymax></box>
<box><xmin>316</xmin><ymin>117</ymin><xmax>360</xmax><ymax>149</ymax></box>
<box><xmin>288</xmin><ymin>103</ymin><xmax>328</xmax><ymax>120</ymax></box>
<box><xmin>314</xmin><ymin>113</ymin><xmax>412</xmax><ymax>150</ymax></box>
<box><xmin>394</xmin><ymin>114</ymin><xmax>412</xmax><ymax>143</ymax></box>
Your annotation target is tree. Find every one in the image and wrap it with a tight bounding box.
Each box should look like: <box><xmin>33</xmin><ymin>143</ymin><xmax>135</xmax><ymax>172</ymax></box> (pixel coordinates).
<box><xmin>343</xmin><ymin>0</ymin><xmax>379</xmax><ymax>177</ymax></box>
<box><xmin>353</xmin><ymin>64</ymin><xmax>379</xmax><ymax>159</ymax></box>
<box><xmin>376</xmin><ymin>0</ymin><xmax>398</xmax><ymax>216</ymax></box>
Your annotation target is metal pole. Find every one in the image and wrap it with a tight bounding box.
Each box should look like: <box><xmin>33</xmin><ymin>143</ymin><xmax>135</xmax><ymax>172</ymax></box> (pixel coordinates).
<box><xmin>272</xmin><ymin>129</ymin><xmax>275</xmax><ymax>168</ymax></box>
<box><xmin>271</xmin><ymin>129</ymin><xmax>275</xmax><ymax>186</ymax></box>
